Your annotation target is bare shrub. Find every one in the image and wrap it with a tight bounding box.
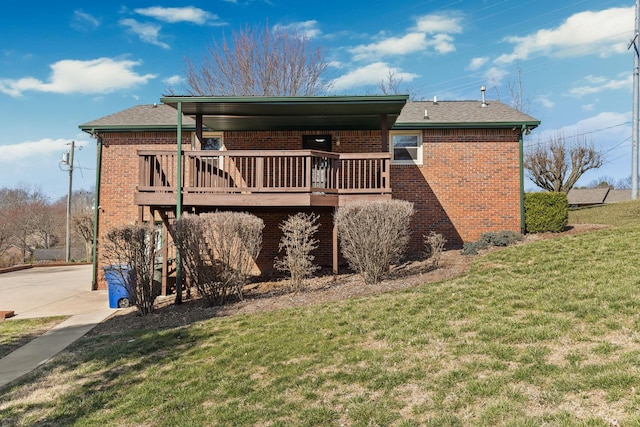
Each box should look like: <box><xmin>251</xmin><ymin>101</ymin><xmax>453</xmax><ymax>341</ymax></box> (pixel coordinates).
<box><xmin>424</xmin><ymin>232</ymin><xmax>447</xmax><ymax>269</ymax></box>
<box><xmin>274</xmin><ymin>212</ymin><xmax>320</xmax><ymax>291</ymax></box>
<box><xmin>173</xmin><ymin>214</ymin><xmax>216</xmax><ymax>303</ymax></box>
<box><xmin>202</xmin><ymin>211</ymin><xmax>263</xmax><ymax>300</ymax></box>
<box><xmin>174</xmin><ymin>212</ymin><xmax>263</xmax><ymax>306</ymax></box>
<box><xmin>335</xmin><ymin>200</ymin><xmax>414</xmax><ymax>285</ymax></box>
<box><xmin>102</xmin><ymin>223</ymin><xmax>160</xmax><ymax>315</ymax></box>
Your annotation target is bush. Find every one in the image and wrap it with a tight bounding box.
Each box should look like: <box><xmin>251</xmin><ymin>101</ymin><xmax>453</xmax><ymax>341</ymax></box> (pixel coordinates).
<box><xmin>424</xmin><ymin>232</ymin><xmax>446</xmax><ymax>269</ymax></box>
<box><xmin>461</xmin><ymin>230</ymin><xmax>524</xmax><ymax>255</ymax></box>
<box><xmin>203</xmin><ymin>211</ymin><xmax>264</xmax><ymax>300</ymax></box>
<box><xmin>524</xmin><ymin>192</ymin><xmax>568</xmax><ymax>233</ymax></box>
<box><xmin>274</xmin><ymin>212</ymin><xmax>320</xmax><ymax>291</ymax></box>
<box><xmin>335</xmin><ymin>200</ymin><xmax>414</xmax><ymax>285</ymax></box>
<box><xmin>174</xmin><ymin>211</ymin><xmax>263</xmax><ymax>306</ymax></box>
<box><xmin>102</xmin><ymin>223</ymin><xmax>160</xmax><ymax>315</ymax></box>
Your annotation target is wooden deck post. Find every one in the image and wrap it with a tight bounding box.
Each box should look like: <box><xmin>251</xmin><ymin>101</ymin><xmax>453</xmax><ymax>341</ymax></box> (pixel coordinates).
<box><xmin>380</xmin><ymin>114</ymin><xmax>389</xmax><ymax>152</ymax></box>
<box><xmin>333</xmin><ymin>207</ymin><xmax>338</xmax><ymax>276</ymax></box>
<box><xmin>195</xmin><ymin>114</ymin><xmax>203</xmax><ymax>148</ymax></box>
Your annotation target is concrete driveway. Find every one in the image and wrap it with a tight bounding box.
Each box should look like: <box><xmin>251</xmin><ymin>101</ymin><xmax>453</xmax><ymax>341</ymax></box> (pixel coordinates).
<box><xmin>0</xmin><ymin>265</ymin><xmax>108</xmax><ymax>319</ymax></box>
<box><xmin>0</xmin><ymin>265</ymin><xmax>114</xmax><ymax>389</ymax></box>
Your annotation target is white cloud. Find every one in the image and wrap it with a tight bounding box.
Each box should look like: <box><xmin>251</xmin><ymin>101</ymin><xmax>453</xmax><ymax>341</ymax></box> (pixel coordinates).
<box><xmin>467</xmin><ymin>57</ymin><xmax>489</xmax><ymax>71</ymax></box>
<box><xmin>484</xmin><ymin>67</ymin><xmax>508</xmax><ymax>88</ymax></box>
<box><xmin>568</xmin><ymin>74</ymin><xmax>632</xmax><ymax>97</ymax></box>
<box><xmin>163</xmin><ymin>75</ymin><xmax>185</xmax><ymax>86</ymax></box>
<box><xmin>71</xmin><ymin>10</ymin><xmax>100</xmax><ymax>31</ymax></box>
<box><xmin>134</xmin><ymin>6</ymin><xmax>221</xmax><ymax>25</ymax></box>
<box><xmin>582</xmin><ymin>104</ymin><xmax>595</xmax><ymax>111</ymax></box>
<box><xmin>0</xmin><ymin>58</ymin><xmax>156</xmax><ymax>97</ymax></box>
<box><xmin>537</xmin><ymin>95</ymin><xmax>555</xmax><ymax>109</ymax></box>
<box><xmin>120</xmin><ymin>18</ymin><xmax>170</xmax><ymax>49</ymax></box>
<box><xmin>274</xmin><ymin>20</ymin><xmax>322</xmax><ymax>39</ymax></box>
<box><xmin>429</xmin><ymin>33</ymin><xmax>456</xmax><ymax>54</ymax></box>
<box><xmin>349</xmin><ymin>12</ymin><xmax>462</xmax><ymax>61</ymax></box>
<box><xmin>331</xmin><ymin>62</ymin><xmax>419</xmax><ymax>91</ymax></box>
<box><xmin>351</xmin><ymin>33</ymin><xmax>427</xmax><ymax>60</ymax></box>
<box><xmin>496</xmin><ymin>6</ymin><xmax>633</xmax><ymax>64</ymax></box>
<box><xmin>415</xmin><ymin>13</ymin><xmax>463</xmax><ymax>34</ymax></box>
<box><xmin>0</xmin><ymin>138</ymin><xmax>89</xmax><ymax>163</ymax></box>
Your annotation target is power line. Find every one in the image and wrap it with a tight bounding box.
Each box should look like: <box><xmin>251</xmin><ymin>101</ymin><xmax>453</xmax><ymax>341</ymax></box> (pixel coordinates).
<box><xmin>523</xmin><ymin>122</ymin><xmax>631</xmax><ymax>148</ymax></box>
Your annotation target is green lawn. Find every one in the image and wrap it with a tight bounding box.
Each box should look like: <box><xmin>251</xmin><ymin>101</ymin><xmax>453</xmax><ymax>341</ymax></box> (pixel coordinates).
<box><xmin>0</xmin><ymin>317</ymin><xmax>67</xmax><ymax>359</ymax></box>
<box><xmin>569</xmin><ymin>199</ymin><xmax>640</xmax><ymax>227</ymax></box>
<box><xmin>1</xmin><ymin>203</ymin><xmax>640</xmax><ymax>425</ymax></box>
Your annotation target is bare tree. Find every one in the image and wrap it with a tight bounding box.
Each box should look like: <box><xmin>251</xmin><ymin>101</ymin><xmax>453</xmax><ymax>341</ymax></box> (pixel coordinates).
<box><xmin>378</xmin><ymin>70</ymin><xmax>404</xmax><ymax>95</ymax></box>
<box><xmin>182</xmin><ymin>24</ymin><xmax>330</xmax><ymax>96</ymax></box>
<box><xmin>492</xmin><ymin>65</ymin><xmax>533</xmax><ymax>114</ymax></box>
<box><xmin>524</xmin><ymin>134</ymin><xmax>604</xmax><ymax>193</ymax></box>
<box><xmin>616</xmin><ymin>176</ymin><xmax>632</xmax><ymax>190</ymax></box>
<box><xmin>0</xmin><ymin>186</ymin><xmax>54</xmax><ymax>261</ymax></box>
<box><xmin>0</xmin><ymin>211</ymin><xmax>11</xmax><ymax>258</ymax></box>
<box><xmin>587</xmin><ymin>176</ymin><xmax>617</xmax><ymax>189</ymax></box>
<box><xmin>70</xmin><ymin>190</ymin><xmax>95</xmax><ymax>261</ymax></box>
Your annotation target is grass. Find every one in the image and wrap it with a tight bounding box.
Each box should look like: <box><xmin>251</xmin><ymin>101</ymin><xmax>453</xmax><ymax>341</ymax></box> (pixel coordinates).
<box><xmin>1</xmin><ymin>202</ymin><xmax>640</xmax><ymax>425</ymax></box>
<box><xmin>0</xmin><ymin>317</ymin><xmax>67</xmax><ymax>359</ymax></box>
<box><xmin>569</xmin><ymin>199</ymin><xmax>640</xmax><ymax>227</ymax></box>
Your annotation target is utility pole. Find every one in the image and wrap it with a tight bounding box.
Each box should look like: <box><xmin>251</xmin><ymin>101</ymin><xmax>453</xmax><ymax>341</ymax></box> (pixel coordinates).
<box><xmin>63</xmin><ymin>141</ymin><xmax>75</xmax><ymax>262</ymax></box>
<box><xmin>630</xmin><ymin>0</ymin><xmax>640</xmax><ymax>200</ymax></box>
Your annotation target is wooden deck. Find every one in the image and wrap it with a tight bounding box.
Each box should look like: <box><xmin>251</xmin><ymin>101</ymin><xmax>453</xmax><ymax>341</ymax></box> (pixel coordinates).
<box><xmin>134</xmin><ymin>150</ymin><xmax>392</xmax><ymax>207</ymax></box>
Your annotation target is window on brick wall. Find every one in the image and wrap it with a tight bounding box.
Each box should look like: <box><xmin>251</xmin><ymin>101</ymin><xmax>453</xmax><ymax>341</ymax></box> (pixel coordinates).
<box><xmin>200</xmin><ymin>132</ymin><xmax>224</xmax><ymax>151</ymax></box>
<box><xmin>390</xmin><ymin>131</ymin><xmax>422</xmax><ymax>164</ymax></box>
<box><xmin>194</xmin><ymin>131</ymin><xmax>225</xmax><ymax>172</ymax></box>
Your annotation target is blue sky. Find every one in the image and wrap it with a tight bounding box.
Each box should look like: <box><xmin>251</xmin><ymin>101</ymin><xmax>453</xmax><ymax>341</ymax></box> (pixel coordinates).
<box><xmin>0</xmin><ymin>0</ymin><xmax>635</xmax><ymax>199</ymax></box>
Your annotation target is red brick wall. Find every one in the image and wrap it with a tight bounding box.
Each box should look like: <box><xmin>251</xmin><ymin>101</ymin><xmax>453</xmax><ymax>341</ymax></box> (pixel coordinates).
<box><xmin>223</xmin><ymin>130</ymin><xmax>381</xmax><ymax>153</ymax></box>
<box><xmin>391</xmin><ymin>128</ymin><xmax>522</xmax><ymax>250</ymax></box>
<box><xmin>94</xmin><ymin>128</ymin><xmax>522</xmax><ymax>287</ymax></box>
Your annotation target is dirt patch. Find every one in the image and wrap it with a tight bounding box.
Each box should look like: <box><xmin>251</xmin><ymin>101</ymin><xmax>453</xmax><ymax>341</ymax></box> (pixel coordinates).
<box><xmin>92</xmin><ymin>224</ymin><xmax>606</xmax><ymax>334</ymax></box>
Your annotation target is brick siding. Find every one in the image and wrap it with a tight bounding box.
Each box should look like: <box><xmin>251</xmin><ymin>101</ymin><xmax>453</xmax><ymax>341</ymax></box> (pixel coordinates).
<box><xmin>94</xmin><ymin>128</ymin><xmax>521</xmax><ymax>288</ymax></box>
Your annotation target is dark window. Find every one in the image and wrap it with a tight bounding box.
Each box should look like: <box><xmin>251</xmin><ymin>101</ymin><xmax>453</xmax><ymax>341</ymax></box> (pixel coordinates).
<box><xmin>302</xmin><ymin>135</ymin><xmax>331</xmax><ymax>152</ymax></box>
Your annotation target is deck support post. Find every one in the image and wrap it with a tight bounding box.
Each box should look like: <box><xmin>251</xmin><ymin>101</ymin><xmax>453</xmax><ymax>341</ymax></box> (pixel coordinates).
<box><xmin>195</xmin><ymin>114</ymin><xmax>203</xmax><ymax>148</ymax></box>
<box><xmin>380</xmin><ymin>114</ymin><xmax>389</xmax><ymax>152</ymax></box>
<box><xmin>175</xmin><ymin>101</ymin><xmax>183</xmax><ymax>304</ymax></box>
<box><xmin>333</xmin><ymin>207</ymin><xmax>339</xmax><ymax>276</ymax></box>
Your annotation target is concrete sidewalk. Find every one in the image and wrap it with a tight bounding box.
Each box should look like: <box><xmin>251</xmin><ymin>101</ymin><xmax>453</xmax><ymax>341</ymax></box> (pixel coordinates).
<box><xmin>0</xmin><ymin>265</ymin><xmax>115</xmax><ymax>389</ymax></box>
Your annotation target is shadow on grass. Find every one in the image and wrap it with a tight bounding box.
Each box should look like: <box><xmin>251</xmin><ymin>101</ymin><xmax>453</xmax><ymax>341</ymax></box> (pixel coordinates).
<box><xmin>0</xmin><ymin>305</ymin><xmax>219</xmax><ymax>425</ymax></box>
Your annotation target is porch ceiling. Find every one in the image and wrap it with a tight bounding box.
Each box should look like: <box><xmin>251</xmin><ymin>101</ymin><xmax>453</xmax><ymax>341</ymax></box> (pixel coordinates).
<box><xmin>160</xmin><ymin>95</ymin><xmax>409</xmax><ymax>131</ymax></box>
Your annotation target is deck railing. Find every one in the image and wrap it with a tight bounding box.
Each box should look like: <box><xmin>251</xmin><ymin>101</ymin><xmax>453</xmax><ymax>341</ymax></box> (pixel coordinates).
<box><xmin>137</xmin><ymin>150</ymin><xmax>390</xmax><ymax>202</ymax></box>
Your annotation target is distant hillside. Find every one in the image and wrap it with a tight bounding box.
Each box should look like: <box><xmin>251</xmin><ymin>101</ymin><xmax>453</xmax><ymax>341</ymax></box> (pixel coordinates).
<box><xmin>569</xmin><ymin>199</ymin><xmax>640</xmax><ymax>227</ymax></box>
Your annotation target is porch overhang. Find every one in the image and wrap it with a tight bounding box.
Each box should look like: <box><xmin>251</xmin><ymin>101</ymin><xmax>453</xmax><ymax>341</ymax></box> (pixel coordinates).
<box><xmin>160</xmin><ymin>95</ymin><xmax>409</xmax><ymax>131</ymax></box>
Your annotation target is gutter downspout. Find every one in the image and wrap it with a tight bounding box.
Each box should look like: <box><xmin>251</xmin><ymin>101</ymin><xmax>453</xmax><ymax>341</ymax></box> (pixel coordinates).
<box><xmin>519</xmin><ymin>124</ymin><xmax>526</xmax><ymax>234</ymax></box>
<box><xmin>91</xmin><ymin>130</ymin><xmax>102</xmax><ymax>290</ymax></box>
<box><xmin>175</xmin><ymin>102</ymin><xmax>183</xmax><ymax>304</ymax></box>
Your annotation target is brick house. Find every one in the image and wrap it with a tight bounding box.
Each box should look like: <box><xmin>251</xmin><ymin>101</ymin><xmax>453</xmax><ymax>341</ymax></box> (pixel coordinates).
<box><xmin>80</xmin><ymin>95</ymin><xmax>539</xmax><ymax>291</ymax></box>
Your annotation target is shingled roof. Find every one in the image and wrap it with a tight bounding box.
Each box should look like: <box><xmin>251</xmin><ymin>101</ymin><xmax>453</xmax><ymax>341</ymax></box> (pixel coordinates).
<box><xmin>395</xmin><ymin>100</ymin><xmax>539</xmax><ymax>129</ymax></box>
<box><xmin>79</xmin><ymin>104</ymin><xmax>196</xmax><ymax>132</ymax></box>
<box><xmin>567</xmin><ymin>187</ymin><xmax>632</xmax><ymax>206</ymax></box>
<box><xmin>80</xmin><ymin>99</ymin><xmax>539</xmax><ymax>133</ymax></box>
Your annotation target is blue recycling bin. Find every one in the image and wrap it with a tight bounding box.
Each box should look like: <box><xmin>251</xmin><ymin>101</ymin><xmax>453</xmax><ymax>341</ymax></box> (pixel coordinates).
<box><xmin>103</xmin><ymin>265</ymin><xmax>134</xmax><ymax>308</ymax></box>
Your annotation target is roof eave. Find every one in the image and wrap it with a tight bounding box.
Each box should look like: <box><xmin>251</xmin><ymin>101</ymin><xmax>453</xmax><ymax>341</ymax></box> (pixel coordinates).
<box><xmin>160</xmin><ymin>94</ymin><xmax>410</xmax><ymax>104</ymax></box>
<box><xmin>79</xmin><ymin>124</ymin><xmax>197</xmax><ymax>133</ymax></box>
<box><xmin>393</xmin><ymin>120</ymin><xmax>541</xmax><ymax>130</ymax></box>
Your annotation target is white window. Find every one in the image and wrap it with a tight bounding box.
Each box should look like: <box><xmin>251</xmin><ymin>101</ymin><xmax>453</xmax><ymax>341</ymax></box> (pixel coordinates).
<box><xmin>390</xmin><ymin>131</ymin><xmax>422</xmax><ymax>164</ymax></box>
<box><xmin>201</xmin><ymin>132</ymin><xmax>223</xmax><ymax>151</ymax></box>
<box><xmin>197</xmin><ymin>132</ymin><xmax>225</xmax><ymax>170</ymax></box>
